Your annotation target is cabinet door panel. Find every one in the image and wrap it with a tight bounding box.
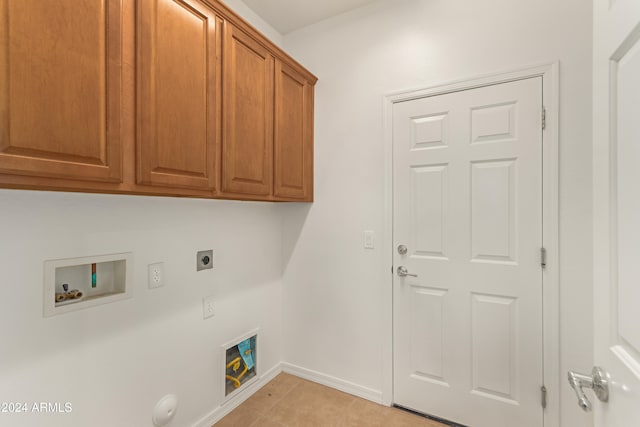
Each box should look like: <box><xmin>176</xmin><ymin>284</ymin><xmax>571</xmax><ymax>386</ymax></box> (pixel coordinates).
<box><xmin>222</xmin><ymin>24</ymin><xmax>273</xmax><ymax>196</ymax></box>
<box><xmin>274</xmin><ymin>61</ymin><xmax>313</xmax><ymax>200</ymax></box>
<box><xmin>137</xmin><ymin>0</ymin><xmax>219</xmax><ymax>190</ymax></box>
<box><xmin>0</xmin><ymin>0</ymin><xmax>122</xmax><ymax>182</ymax></box>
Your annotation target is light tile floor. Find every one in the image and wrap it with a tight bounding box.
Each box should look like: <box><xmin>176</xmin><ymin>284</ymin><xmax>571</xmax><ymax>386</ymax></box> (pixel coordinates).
<box><xmin>215</xmin><ymin>373</ymin><xmax>447</xmax><ymax>427</ymax></box>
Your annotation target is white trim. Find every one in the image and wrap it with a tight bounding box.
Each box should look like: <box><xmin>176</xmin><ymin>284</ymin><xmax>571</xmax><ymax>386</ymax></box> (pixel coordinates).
<box><xmin>541</xmin><ymin>63</ymin><xmax>561</xmax><ymax>427</ymax></box>
<box><xmin>191</xmin><ymin>363</ymin><xmax>282</xmax><ymax>427</ymax></box>
<box><xmin>382</xmin><ymin>63</ymin><xmax>560</xmax><ymax>427</ymax></box>
<box><xmin>385</xmin><ymin>63</ymin><xmax>557</xmax><ymax>103</ymax></box>
<box><xmin>281</xmin><ymin>362</ymin><xmax>384</xmax><ymax>404</ymax></box>
<box><xmin>381</xmin><ymin>81</ymin><xmax>395</xmax><ymax>407</ymax></box>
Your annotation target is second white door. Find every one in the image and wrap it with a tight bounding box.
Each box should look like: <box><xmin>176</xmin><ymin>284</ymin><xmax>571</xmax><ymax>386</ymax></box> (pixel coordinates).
<box><xmin>393</xmin><ymin>77</ymin><xmax>544</xmax><ymax>427</ymax></box>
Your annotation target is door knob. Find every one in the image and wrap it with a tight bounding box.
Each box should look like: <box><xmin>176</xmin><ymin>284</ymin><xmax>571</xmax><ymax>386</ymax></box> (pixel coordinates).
<box><xmin>567</xmin><ymin>366</ymin><xmax>609</xmax><ymax>412</ymax></box>
<box><xmin>397</xmin><ymin>266</ymin><xmax>417</xmax><ymax>278</ymax></box>
<box><xmin>397</xmin><ymin>245</ymin><xmax>408</xmax><ymax>255</ymax></box>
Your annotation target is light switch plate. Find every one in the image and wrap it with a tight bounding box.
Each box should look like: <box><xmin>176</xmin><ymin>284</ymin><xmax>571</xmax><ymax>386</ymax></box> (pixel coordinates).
<box><xmin>363</xmin><ymin>230</ymin><xmax>375</xmax><ymax>249</ymax></box>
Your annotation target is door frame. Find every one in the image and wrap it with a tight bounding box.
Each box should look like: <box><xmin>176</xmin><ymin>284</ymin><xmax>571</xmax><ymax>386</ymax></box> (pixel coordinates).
<box><xmin>381</xmin><ymin>63</ymin><xmax>560</xmax><ymax>427</ymax></box>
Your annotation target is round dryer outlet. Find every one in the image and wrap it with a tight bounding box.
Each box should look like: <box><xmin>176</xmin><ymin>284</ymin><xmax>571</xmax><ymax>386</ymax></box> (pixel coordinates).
<box><xmin>196</xmin><ymin>250</ymin><xmax>214</xmax><ymax>271</ymax></box>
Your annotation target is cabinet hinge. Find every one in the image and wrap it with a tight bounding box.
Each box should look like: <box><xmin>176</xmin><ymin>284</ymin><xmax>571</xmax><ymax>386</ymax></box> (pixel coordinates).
<box><xmin>542</xmin><ymin>107</ymin><xmax>546</xmax><ymax>130</ymax></box>
<box><xmin>541</xmin><ymin>385</ymin><xmax>547</xmax><ymax>409</ymax></box>
<box><xmin>541</xmin><ymin>247</ymin><xmax>547</xmax><ymax>269</ymax></box>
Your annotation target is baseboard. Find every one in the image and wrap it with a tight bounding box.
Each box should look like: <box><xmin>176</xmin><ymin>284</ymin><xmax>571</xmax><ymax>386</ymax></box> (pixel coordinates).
<box><xmin>191</xmin><ymin>363</ymin><xmax>282</xmax><ymax>427</ymax></box>
<box><xmin>281</xmin><ymin>362</ymin><xmax>384</xmax><ymax>404</ymax></box>
<box><xmin>192</xmin><ymin>362</ymin><xmax>384</xmax><ymax>426</ymax></box>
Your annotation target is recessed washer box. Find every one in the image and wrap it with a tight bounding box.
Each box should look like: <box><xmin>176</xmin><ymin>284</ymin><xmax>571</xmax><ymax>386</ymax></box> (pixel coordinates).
<box><xmin>222</xmin><ymin>329</ymin><xmax>259</xmax><ymax>401</ymax></box>
<box><xmin>43</xmin><ymin>253</ymin><xmax>133</xmax><ymax>317</ymax></box>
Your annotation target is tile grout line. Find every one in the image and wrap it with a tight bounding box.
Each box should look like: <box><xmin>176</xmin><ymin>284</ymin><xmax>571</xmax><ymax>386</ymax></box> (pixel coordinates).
<box><xmin>267</xmin><ymin>379</ymin><xmax>303</xmax><ymax>411</ymax></box>
<box><xmin>248</xmin><ymin>377</ymin><xmax>304</xmax><ymax>426</ymax></box>
<box><xmin>334</xmin><ymin>394</ymin><xmax>361</xmax><ymax>426</ymax></box>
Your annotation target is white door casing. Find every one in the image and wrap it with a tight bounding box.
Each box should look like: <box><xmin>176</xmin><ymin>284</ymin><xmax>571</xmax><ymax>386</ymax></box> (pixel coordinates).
<box><xmin>392</xmin><ymin>77</ymin><xmax>544</xmax><ymax>427</ymax></box>
<box><xmin>592</xmin><ymin>0</ymin><xmax>640</xmax><ymax>425</ymax></box>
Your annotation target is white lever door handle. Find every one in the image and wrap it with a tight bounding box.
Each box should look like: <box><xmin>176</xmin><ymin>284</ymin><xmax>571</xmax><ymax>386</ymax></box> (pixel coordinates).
<box><xmin>567</xmin><ymin>366</ymin><xmax>609</xmax><ymax>412</ymax></box>
<box><xmin>397</xmin><ymin>266</ymin><xmax>417</xmax><ymax>278</ymax></box>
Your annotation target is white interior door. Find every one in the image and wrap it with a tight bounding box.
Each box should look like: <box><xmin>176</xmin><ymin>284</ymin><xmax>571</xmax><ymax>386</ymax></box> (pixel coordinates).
<box><xmin>392</xmin><ymin>77</ymin><xmax>544</xmax><ymax>427</ymax></box>
<box><xmin>590</xmin><ymin>0</ymin><xmax>640</xmax><ymax>425</ymax></box>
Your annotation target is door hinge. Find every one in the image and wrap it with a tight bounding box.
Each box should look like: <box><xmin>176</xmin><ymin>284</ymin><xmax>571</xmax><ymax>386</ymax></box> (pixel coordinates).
<box><xmin>541</xmin><ymin>385</ymin><xmax>547</xmax><ymax>409</ymax></box>
<box><xmin>542</xmin><ymin>107</ymin><xmax>546</xmax><ymax>130</ymax></box>
<box><xmin>541</xmin><ymin>247</ymin><xmax>547</xmax><ymax>269</ymax></box>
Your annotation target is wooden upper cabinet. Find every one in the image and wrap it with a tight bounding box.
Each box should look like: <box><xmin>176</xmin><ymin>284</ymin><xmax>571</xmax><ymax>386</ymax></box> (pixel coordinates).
<box><xmin>137</xmin><ymin>0</ymin><xmax>220</xmax><ymax>191</ymax></box>
<box><xmin>0</xmin><ymin>0</ymin><xmax>123</xmax><ymax>182</ymax></box>
<box><xmin>0</xmin><ymin>0</ymin><xmax>316</xmax><ymax>200</ymax></box>
<box><xmin>222</xmin><ymin>23</ymin><xmax>274</xmax><ymax>197</ymax></box>
<box><xmin>274</xmin><ymin>61</ymin><xmax>314</xmax><ymax>201</ymax></box>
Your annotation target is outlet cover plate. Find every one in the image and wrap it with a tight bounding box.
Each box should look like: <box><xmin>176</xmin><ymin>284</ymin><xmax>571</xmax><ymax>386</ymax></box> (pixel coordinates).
<box><xmin>197</xmin><ymin>250</ymin><xmax>214</xmax><ymax>271</ymax></box>
<box><xmin>148</xmin><ymin>262</ymin><xmax>165</xmax><ymax>289</ymax></box>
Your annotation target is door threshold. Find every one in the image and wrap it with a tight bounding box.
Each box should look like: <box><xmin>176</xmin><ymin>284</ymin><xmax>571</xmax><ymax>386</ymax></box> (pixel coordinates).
<box><xmin>393</xmin><ymin>405</ymin><xmax>469</xmax><ymax>427</ymax></box>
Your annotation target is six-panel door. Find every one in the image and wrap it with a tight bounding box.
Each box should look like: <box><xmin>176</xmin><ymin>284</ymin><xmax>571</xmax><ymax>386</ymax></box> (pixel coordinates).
<box><xmin>137</xmin><ymin>0</ymin><xmax>220</xmax><ymax>191</ymax></box>
<box><xmin>393</xmin><ymin>77</ymin><xmax>544</xmax><ymax>427</ymax></box>
<box><xmin>0</xmin><ymin>0</ymin><xmax>123</xmax><ymax>182</ymax></box>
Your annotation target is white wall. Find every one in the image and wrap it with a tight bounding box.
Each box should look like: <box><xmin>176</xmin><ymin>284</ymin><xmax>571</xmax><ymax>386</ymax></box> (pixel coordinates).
<box><xmin>222</xmin><ymin>0</ymin><xmax>283</xmax><ymax>46</ymax></box>
<box><xmin>0</xmin><ymin>190</ymin><xmax>284</xmax><ymax>427</ymax></box>
<box><xmin>281</xmin><ymin>1</ymin><xmax>593</xmax><ymax>426</ymax></box>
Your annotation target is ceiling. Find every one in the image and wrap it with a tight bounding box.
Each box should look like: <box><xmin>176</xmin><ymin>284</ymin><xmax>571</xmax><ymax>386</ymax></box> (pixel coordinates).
<box><xmin>242</xmin><ymin>0</ymin><xmax>378</xmax><ymax>34</ymax></box>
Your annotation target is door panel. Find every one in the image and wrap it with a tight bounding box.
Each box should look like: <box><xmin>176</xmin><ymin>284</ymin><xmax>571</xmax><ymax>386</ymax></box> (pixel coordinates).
<box><xmin>615</xmin><ymin>32</ymin><xmax>640</xmax><ymax>373</ymax></box>
<box><xmin>411</xmin><ymin>164</ymin><xmax>448</xmax><ymax>258</ymax></box>
<box><xmin>593</xmin><ymin>0</ymin><xmax>640</xmax><ymax>424</ymax></box>
<box><xmin>393</xmin><ymin>78</ymin><xmax>543</xmax><ymax>427</ymax></box>
<box><xmin>471</xmin><ymin>160</ymin><xmax>516</xmax><ymax>262</ymax></box>
<box><xmin>222</xmin><ymin>24</ymin><xmax>273</xmax><ymax>196</ymax></box>
<box><xmin>471</xmin><ymin>293</ymin><xmax>518</xmax><ymax>402</ymax></box>
<box><xmin>409</xmin><ymin>285</ymin><xmax>447</xmax><ymax>384</ymax></box>
<box><xmin>137</xmin><ymin>0</ymin><xmax>219</xmax><ymax>190</ymax></box>
<box><xmin>0</xmin><ymin>0</ymin><xmax>122</xmax><ymax>182</ymax></box>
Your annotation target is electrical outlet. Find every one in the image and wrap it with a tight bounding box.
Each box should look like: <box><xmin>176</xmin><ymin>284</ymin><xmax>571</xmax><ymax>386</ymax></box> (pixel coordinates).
<box><xmin>197</xmin><ymin>250</ymin><xmax>214</xmax><ymax>271</ymax></box>
<box><xmin>203</xmin><ymin>296</ymin><xmax>215</xmax><ymax>319</ymax></box>
<box><xmin>148</xmin><ymin>262</ymin><xmax>165</xmax><ymax>289</ymax></box>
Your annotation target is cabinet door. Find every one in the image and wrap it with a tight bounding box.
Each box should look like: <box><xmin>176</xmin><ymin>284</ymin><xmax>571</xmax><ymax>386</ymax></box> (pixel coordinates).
<box><xmin>137</xmin><ymin>0</ymin><xmax>220</xmax><ymax>190</ymax></box>
<box><xmin>0</xmin><ymin>0</ymin><xmax>123</xmax><ymax>182</ymax></box>
<box><xmin>222</xmin><ymin>23</ymin><xmax>274</xmax><ymax>196</ymax></box>
<box><xmin>274</xmin><ymin>61</ymin><xmax>314</xmax><ymax>200</ymax></box>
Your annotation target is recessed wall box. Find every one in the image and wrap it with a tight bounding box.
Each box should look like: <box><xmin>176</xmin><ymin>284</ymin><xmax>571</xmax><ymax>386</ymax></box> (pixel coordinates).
<box><xmin>222</xmin><ymin>329</ymin><xmax>259</xmax><ymax>401</ymax></box>
<box><xmin>43</xmin><ymin>253</ymin><xmax>133</xmax><ymax>317</ymax></box>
